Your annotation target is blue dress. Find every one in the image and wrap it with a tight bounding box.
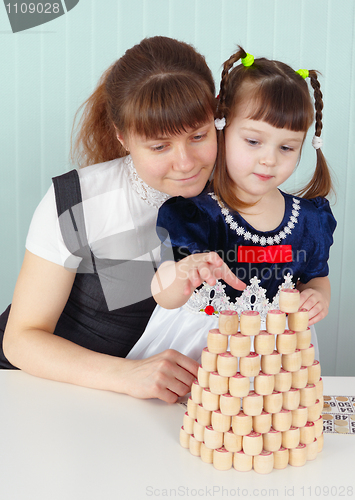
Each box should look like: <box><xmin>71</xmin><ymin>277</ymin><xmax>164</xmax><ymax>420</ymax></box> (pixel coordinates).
<box><xmin>125</xmin><ymin>188</ymin><xmax>336</xmax><ymax>362</ymax></box>
<box><xmin>156</xmin><ymin>189</ymin><xmax>337</xmax><ymax>303</ymax></box>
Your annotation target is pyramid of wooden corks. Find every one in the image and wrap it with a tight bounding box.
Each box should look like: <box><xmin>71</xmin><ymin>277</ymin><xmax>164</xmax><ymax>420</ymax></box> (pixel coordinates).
<box><xmin>180</xmin><ymin>289</ymin><xmax>324</xmax><ymax>473</ymax></box>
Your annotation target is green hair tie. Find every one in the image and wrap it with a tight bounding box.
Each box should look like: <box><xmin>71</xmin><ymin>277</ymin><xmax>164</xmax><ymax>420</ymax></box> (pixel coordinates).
<box><xmin>296</xmin><ymin>69</ymin><xmax>309</xmax><ymax>79</ymax></box>
<box><xmin>242</xmin><ymin>53</ymin><xmax>254</xmax><ymax>67</ymax></box>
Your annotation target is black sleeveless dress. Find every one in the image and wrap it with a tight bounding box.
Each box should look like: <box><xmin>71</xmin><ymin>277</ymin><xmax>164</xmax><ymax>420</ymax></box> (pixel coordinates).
<box><xmin>0</xmin><ymin>170</ymin><xmax>157</xmax><ymax>369</ymax></box>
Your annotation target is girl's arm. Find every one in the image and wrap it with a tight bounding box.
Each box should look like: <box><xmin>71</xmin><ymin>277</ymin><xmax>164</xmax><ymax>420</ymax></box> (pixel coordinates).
<box><xmin>152</xmin><ymin>251</ymin><xmax>246</xmax><ymax>309</ymax></box>
<box><xmin>3</xmin><ymin>250</ymin><xmax>198</xmax><ymax>403</ymax></box>
<box><xmin>297</xmin><ymin>276</ymin><xmax>331</xmax><ymax>326</ymax></box>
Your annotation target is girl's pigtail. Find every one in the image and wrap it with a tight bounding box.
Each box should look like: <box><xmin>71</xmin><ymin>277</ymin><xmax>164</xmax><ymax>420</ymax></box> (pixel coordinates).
<box><xmin>71</xmin><ymin>66</ymin><xmax>126</xmax><ymax>168</ymax></box>
<box><xmin>297</xmin><ymin>70</ymin><xmax>334</xmax><ymax>199</ymax></box>
<box><xmin>213</xmin><ymin>48</ymin><xmax>248</xmax><ymax>209</ymax></box>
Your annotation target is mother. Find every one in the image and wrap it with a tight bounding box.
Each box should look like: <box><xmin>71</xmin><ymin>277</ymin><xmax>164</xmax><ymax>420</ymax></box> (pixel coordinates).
<box><xmin>0</xmin><ymin>36</ymin><xmax>237</xmax><ymax>402</ymax></box>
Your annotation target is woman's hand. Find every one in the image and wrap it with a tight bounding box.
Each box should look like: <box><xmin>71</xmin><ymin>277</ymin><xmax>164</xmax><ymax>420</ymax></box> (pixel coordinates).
<box><xmin>297</xmin><ymin>277</ymin><xmax>331</xmax><ymax>326</ymax></box>
<box><xmin>117</xmin><ymin>349</ymin><xmax>199</xmax><ymax>403</ymax></box>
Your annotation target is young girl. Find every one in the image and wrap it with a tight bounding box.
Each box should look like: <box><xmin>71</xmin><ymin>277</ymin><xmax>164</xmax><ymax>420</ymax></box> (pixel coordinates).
<box><xmin>150</xmin><ymin>46</ymin><xmax>336</xmax><ymax>358</ymax></box>
<box><xmin>0</xmin><ymin>36</ymin><xmax>242</xmax><ymax>403</ymax></box>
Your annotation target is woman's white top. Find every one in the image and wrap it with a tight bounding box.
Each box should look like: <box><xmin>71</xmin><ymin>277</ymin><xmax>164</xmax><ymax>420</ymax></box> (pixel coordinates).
<box><xmin>26</xmin><ymin>156</ymin><xmax>170</xmax><ymax>269</ymax></box>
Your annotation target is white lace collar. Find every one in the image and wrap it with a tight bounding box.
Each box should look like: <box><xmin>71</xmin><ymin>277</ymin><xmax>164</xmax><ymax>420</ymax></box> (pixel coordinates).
<box><xmin>208</xmin><ymin>192</ymin><xmax>301</xmax><ymax>246</ymax></box>
<box><xmin>123</xmin><ymin>155</ymin><xmax>170</xmax><ymax>209</ymax></box>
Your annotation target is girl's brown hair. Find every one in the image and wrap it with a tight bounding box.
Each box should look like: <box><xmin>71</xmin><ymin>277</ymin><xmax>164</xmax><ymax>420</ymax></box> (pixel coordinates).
<box><xmin>72</xmin><ymin>36</ymin><xmax>216</xmax><ymax>168</ymax></box>
<box><xmin>213</xmin><ymin>46</ymin><xmax>333</xmax><ymax>211</ymax></box>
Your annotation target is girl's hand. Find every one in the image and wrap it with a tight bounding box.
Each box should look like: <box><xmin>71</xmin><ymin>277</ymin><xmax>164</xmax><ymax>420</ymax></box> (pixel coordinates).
<box><xmin>179</xmin><ymin>251</ymin><xmax>246</xmax><ymax>296</ymax></box>
<box><xmin>118</xmin><ymin>350</ymin><xmax>199</xmax><ymax>403</ymax></box>
<box><xmin>298</xmin><ymin>277</ymin><xmax>331</xmax><ymax>326</ymax></box>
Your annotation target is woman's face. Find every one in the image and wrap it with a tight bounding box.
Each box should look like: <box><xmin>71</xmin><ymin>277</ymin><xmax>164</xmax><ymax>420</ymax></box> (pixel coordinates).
<box><xmin>120</xmin><ymin>118</ymin><xmax>217</xmax><ymax>198</ymax></box>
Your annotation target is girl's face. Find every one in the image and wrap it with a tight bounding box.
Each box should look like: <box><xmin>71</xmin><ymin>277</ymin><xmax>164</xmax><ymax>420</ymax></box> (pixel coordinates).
<box><xmin>225</xmin><ymin>104</ymin><xmax>306</xmax><ymax>204</ymax></box>
<box><xmin>120</xmin><ymin>118</ymin><xmax>217</xmax><ymax>198</ymax></box>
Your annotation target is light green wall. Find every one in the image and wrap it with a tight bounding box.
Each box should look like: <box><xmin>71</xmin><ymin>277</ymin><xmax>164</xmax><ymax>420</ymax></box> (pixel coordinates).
<box><xmin>1</xmin><ymin>0</ymin><xmax>354</xmax><ymax>375</ymax></box>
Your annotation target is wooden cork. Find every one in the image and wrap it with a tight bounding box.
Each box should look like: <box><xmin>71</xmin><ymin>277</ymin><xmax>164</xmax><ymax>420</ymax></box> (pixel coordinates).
<box><xmin>273</xmin><ymin>446</ymin><xmax>289</xmax><ymax>469</ymax></box>
<box><xmin>243</xmin><ymin>431</ymin><xmax>263</xmax><ymax>456</ymax></box>
<box><xmin>233</xmin><ymin>450</ymin><xmax>253</xmax><ymax>472</ymax></box>
<box><xmin>200</xmin><ymin>442</ymin><xmax>213</xmax><ymax>464</ymax></box>
<box><xmin>272</xmin><ymin>409</ymin><xmax>292</xmax><ymax>432</ymax></box>
<box><xmin>281</xmin><ymin>425</ymin><xmax>300</xmax><ymax>449</ymax></box>
<box><xmin>240</xmin><ymin>310</ymin><xmax>261</xmax><ymax>336</ymax></box>
<box><xmin>213</xmin><ymin>446</ymin><xmax>233</xmax><ymax>471</ymax></box>
<box><xmin>261</xmin><ymin>350</ymin><xmax>282</xmax><ymax>375</ymax></box>
<box><xmin>266</xmin><ymin>309</ymin><xmax>286</xmax><ymax>335</ymax></box>
<box><xmin>201</xmin><ymin>347</ymin><xmax>217</xmax><ymax>372</ymax></box>
<box><xmin>243</xmin><ymin>390</ymin><xmax>264</xmax><ymax>416</ymax></box>
<box><xmin>263</xmin><ymin>390</ymin><xmax>283</xmax><ymax>414</ymax></box>
<box><xmin>207</xmin><ymin>328</ymin><xmax>228</xmax><ymax>354</ymax></box>
<box><xmin>229</xmin><ymin>372</ymin><xmax>250</xmax><ymax>397</ymax></box>
<box><xmin>253</xmin><ymin>450</ymin><xmax>274</xmax><ymax>474</ymax></box>
<box><xmin>239</xmin><ymin>352</ymin><xmax>260</xmax><ymax>377</ymax></box>
<box><xmin>274</xmin><ymin>368</ymin><xmax>292</xmax><ymax>393</ymax></box>
<box><xmin>276</xmin><ymin>329</ymin><xmax>297</xmax><ymax>355</ymax></box>
<box><xmin>219</xmin><ymin>393</ymin><xmax>241</xmax><ymax>416</ymax></box>
<box><xmin>196</xmin><ymin>404</ymin><xmax>211</xmax><ymax>427</ymax></box>
<box><xmin>253</xmin><ymin>411</ymin><xmax>272</xmax><ymax>434</ymax></box>
<box><xmin>187</xmin><ymin>397</ymin><xmax>198</xmax><ymax>419</ymax></box>
<box><xmin>291</xmin><ymin>405</ymin><xmax>308</xmax><ymax>428</ymax></box>
<box><xmin>315</xmin><ymin>377</ymin><xmax>323</xmax><ymax>400</ymax></box>
<box><xmin>232</xmin><ymin>411</ymin><xmax>253</xmax><ymax>436</ymax></box>
<box><xmin>307</xmin><ymin>399</ymin><xmax>322</xmax><ymax>422</ymax></box>
<box><xmin>218</xmin><ymin>310</ymin><xmax>239</xmax><ymax>336</ymax></box>
<box><xmin>224</xmin><ymin>429</ymin><xmax>242</xmax><ymax>453</ymax></box>
<box><xmin>279</xmin><ymin>289</ymin><xmax>300</xmax><ymax>313</ymax></box>
<box><xmin>296</xmin><ymin>328</ymin><xmax>312</xmax><ymax>350</ymax></box>
<box><xmin>254</xmin><ymin>371</ymin><xmax>275</xmax><ymax>396</ymax></box>
<box><xmin>204</xmin><ymin>425</ymin><xmax>223</xmax><ymax>450</ymax></box>
<box><xmin>193</xmin><ymin>419</ymin><xmax>205</xmax><ymax>442</ymax></box>
<box><xmin>317</xmin><ymin>433</ymin><xmax>324</xmax><ymax>452</ymax></box>
<box><xmin>288</xmin><ymin>308</ymin><xmax>309</xmax><ymax>332</ymax></box>
<box><xmin>263</xmin><ymin>427</ymin><xmax>282</xmax><ymax>452</ymax></box>
<box><xmin>300</xmin><ymin>344</ymin><xmax>315</xmax><ymax>367</ymax></box>
<box><xmin>201</xmin><ymin>388</ymin><xmax>220</xmax><ymax>412</ymax></box>
<box><xmin>291</xmin><ymin>366</ymin><xmax>309</xmax><ymax>389</ymax></box>
<box><xmin>306</xmin><ymin>438</ymin><xmax>318</xmax><ymax>461</ymax></box>
<box><xmin>282</xmin><ymin>349</ymin><xmax>302</xmax><ymax>372</ymax></box>
<box><xmin>179</xmin><ymin>426</ymin><xmax>190</xmax><ymax>448</ymax></box>
<box><xmin>282</xmin><ymin>388</ymin><xmax>301</xmax><ymax>411</ymax></box>
<box><xmin>230</xmin><ymin>333</ymin><xmax>251</xmax><ymax>358</ymax></box>
<box><xmin>183</xmin><ymin>412</ymin><xmax>194</xmax><ymax>435</ymax></box>
<box><xmin>289</xmin><ymin>443</ymin><xmax>307</xmax><ymax>467</ymax></box>
<box><xmin>314</xmin><ymin>416</ymin><xmax>323</xmax><ymax>438</ymax></box>
<box><xmin>197</xmin><ymin>365</ymin><xmax>210</xmax><ymax>388</ymax></box>
<box><xmin>300</xmin><ymin>383</ymin><xmax>317</xmax><ymax>407</ymax></box>
<box><xmin>209</xmin><ymin>371</ymin><xmax>229</xmax><ymax>395</ymax></box>
<box><xmin>217</xmin><ymin>352</ymin><xmax>238</xmax><ymax>377</ymax></box>
<box><xmin>211</xmin><ymin>410</ymin><xmax>231</xmax><ymax>433</ymax></box>
<box><xmin>191</xmin><ymin>380</ymin><xmax>203</xmax><ymax>405</ymax></box>
<box><xmin>254</xmin><ymin>330</ymin><xmax>275</xmax><ymax>355</ymax></box>
<box><xmin>300</xmin><ymin>421</ymin><xmax>316</xmax><ymax>445</ymax></box>
<box><xmin>308</xmin><ymin>360</ymin><xmax>321</xmax><ymax>385</ymax></box>
<box><xmin>189</xmin><ymin>434</ymin><xmax>201</xmax><ymax>456</ymax></box>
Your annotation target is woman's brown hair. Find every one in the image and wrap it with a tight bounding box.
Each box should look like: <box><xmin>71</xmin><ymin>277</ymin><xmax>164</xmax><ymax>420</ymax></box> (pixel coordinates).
<box><xmin>213</xmin><ymin>46</ymin><xmax>334</xmax><ymax>211</ymax></box>
<box><xmin>72</xmin><ymin>36</ymin><xmax>216</xmax><ymax>168</ymax></box>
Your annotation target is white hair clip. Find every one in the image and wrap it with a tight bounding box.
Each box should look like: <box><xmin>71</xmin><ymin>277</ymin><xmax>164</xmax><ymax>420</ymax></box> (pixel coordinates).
<box><xmin>214</xmin><ymin>117</ymin><xmax>226</xmax><ymax>130</ymax></box>
<box><xmin>312</xmin><ymin>135</ymin><xmax>323</xmax><ymax>150</ymax></box>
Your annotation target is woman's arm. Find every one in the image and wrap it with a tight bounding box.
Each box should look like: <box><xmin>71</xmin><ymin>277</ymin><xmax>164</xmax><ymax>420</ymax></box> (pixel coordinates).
<box><xmin>152</xmin><ymin>251</ymin><xmax>246</xmax><ymax>309</ymax></box>
<box><xmin>3</xmin><ymin>250</ymin><xmax>198</xmax><ymax>403</ymax></box>
<box><xmin>297</xmin><ymin>276</ymin><xmax>331</xmax><ymax>326</ymax></box>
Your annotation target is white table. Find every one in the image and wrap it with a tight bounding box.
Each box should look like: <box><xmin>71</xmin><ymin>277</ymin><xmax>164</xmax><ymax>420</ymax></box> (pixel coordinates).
<box><xmin>1</xmin><ymin>372</ymin><xmax>354</xmax><ymax>500</ymax></box>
